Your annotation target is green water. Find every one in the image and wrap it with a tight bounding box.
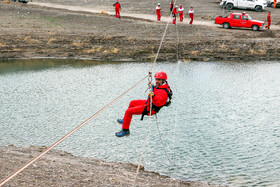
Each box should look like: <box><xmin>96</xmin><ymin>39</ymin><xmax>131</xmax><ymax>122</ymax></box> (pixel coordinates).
<box><xmin>1</xmin><ymin>59</ymin><xmax>280</xmax><ymax>186</ymax></box>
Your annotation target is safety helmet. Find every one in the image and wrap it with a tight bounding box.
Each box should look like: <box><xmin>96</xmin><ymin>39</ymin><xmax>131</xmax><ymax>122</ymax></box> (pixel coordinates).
<box><xmin>158</xmin><ymin>3</ymin><xmax>160</xmax><ymax>5</ymax></box>
<box><xmin>180</xmin><ymin>4</ymin><xmax>182</xmax><ymax>7</ymax></box>
<box><xmin>155</xmin><ymin>71</ymin><xmax>167</xmax><ymax>80</ymax></box>
<box><xmin>175</xmin><ymin>5</ymin><xmax>178</xmax><ymax>8</ymax></box>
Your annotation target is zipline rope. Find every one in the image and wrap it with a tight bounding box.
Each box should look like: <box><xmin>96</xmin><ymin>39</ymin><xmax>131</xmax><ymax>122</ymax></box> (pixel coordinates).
<box><xmin>0</xmin><ymin>75</ymin><xmax>148</xmax><ymax>187</ymax></box>
<box><xmin>133</xmin><ymin>0</ymin><xmax>179</xmax><ymax>186</ymax></box>
<box><xmin>1</xmin><ymin>1</ymin><xmax>181</xmax><ymax>186</ymax></box>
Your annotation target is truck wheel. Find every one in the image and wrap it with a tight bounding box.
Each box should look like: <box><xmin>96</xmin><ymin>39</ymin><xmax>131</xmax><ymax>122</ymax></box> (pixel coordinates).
<box><xmin>223</xmin><ymin>22</ymin><xmax>230</xmax><ymax>29</ymax></box>
<box><xmin>255</xmin><ymin>6</ymin><xmax>262</xmax><ymax>12</ymax></box>
<box><xmin>226</xmin><ymin>3</ymin><xmax>234</xmax><ymax>10</ymax></box>
<box><xmin>252</xmin><ymin>25</ymin><xmax>259</xmax><ymax>31</ymax></box>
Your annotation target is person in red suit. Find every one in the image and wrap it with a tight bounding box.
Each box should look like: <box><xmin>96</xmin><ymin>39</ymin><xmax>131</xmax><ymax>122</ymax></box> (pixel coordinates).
<box><xmin>178</xmin><ymin>4</ymin><xmax>184</xmax><ymax>22</ymax></box>
<box><xmin>156</xmin><ymin>3</ymin><xmax>161</xmax><ymax>21</ymax></box>
<box><xmin>116</xmin><ymin>72</ymin><xmax>171</xmax><ymax>137</ymax></box>
<box><xmin>188</xmin><ymin>7</ymin><xmax>194</xmax><ymax>24</ymax></box>
<box><xmin>170</xmin><ymin>0</ymin><xmax>174</xmax><ymax>12</ymax></box>
<box><xmin>113</xmin><ymin>0</ymin><xmax>121</xmax><ymax>18</ymax></box>
<box><xmin>266</xmin><ymin>11</ymin><xmax>271</xmax><ymax>29</ymax></box>
<box><xmin>172</xmin><ymin>6</ymin><xmax>178</xmax><ymax>24</ymax></box>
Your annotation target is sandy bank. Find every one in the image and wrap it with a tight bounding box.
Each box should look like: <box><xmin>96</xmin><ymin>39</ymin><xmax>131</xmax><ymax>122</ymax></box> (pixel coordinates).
<box><xmin>0</xmin><ymin>145</ymin><xmax>222</xmax><ymax>186</ymax></box>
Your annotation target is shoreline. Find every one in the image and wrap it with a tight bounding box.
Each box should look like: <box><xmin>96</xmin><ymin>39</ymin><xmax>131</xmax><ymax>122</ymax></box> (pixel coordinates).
<box><xmin>0</xmin><ymin>145</ymin><xmax>222</xmax><ymax>186</ymax></box>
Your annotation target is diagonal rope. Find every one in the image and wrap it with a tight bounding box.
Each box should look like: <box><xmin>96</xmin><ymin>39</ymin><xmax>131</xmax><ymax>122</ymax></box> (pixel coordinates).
<box><xmin>0</xmin><ymin>74</ymin><xmax>149</xmax><ymax>187</ymax></box>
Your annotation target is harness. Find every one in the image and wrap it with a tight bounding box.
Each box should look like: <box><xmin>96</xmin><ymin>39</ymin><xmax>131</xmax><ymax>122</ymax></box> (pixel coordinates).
<box><xmin>140</xmin><ymin>86</ymin><xmax>173</xmax><ymax>120</ymax></box>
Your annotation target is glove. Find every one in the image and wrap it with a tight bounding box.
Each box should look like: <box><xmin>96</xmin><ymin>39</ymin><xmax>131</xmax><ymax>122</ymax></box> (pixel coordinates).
<box><xmin>148</xmin><ymin>92</ymin><xmax>154</xmax><ymax>98</ymax></box>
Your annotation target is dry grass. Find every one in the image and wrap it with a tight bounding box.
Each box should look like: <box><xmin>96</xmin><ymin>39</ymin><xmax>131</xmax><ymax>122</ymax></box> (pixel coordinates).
<box><xmin>0</xmin><ymin>42</ymin><xmax>6</xmax><ymax>47</ymax></box>
<box><xmin>24</xmin><ymin>36</ymin><xmax>38</xmax><ymax>44</ymax></box>
<box><xmin>84</xmin><ymin>47</ymin><xmax>103</xmax><ymax>53</ymax></box>
<box><xmin>249</xmin><ymin>49</ymin><xmax>267</xmax><ymax>55</ymax></box>
<box><xmin>47</xmin><ymin>38</ymin><xmax>56</xmax><ymax>44</ymax></box>
<box><xmin>72</xmin><ymin>42</ymin><xmax>84</xmax><ymax>47</ymax></box>
<box><xmin>101</xmin><ymin>11</ymin><xmax>108</xmax><ymax>15</ymax></box>
<box><xmin>231</xmin><ymin>48</ymin><xmax>240</xmax><ymax>53</ymax></box>
<box><xmin>112</xmin><ymin>48</ymin><xmax>119</xmax><ymax>53</ymax></box>
<box><xmin>190</xmin><ymin>51</ymin><xmax>199</xmax><ymax>56</ymax></box>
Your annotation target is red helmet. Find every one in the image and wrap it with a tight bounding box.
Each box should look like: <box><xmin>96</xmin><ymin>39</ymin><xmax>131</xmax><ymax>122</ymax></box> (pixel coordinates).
<box><xmin>154</xmin><ymin>71</ymin><xmax>167</xmax><ymax>80</ymax></box>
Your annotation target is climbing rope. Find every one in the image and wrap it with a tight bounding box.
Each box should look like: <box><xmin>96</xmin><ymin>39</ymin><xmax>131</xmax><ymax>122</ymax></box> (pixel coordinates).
<box><xmin>133</xmin><ymin>72</ymin><xmax>153</xmax><ymax>187</ymax></box>
<box><xmin>133</xmin><ymin>0</ymin><xmax>179</xmax><ymax>186</ymax></box>
<box><xmin>0</xmin><ymin>75</ymin><xmax>149</xmax><ymax>186</ymax></box>
<box><xmin>1</xmin><ymin>1</ymin><xmax>181</xmax><ymax>186</ymax></box>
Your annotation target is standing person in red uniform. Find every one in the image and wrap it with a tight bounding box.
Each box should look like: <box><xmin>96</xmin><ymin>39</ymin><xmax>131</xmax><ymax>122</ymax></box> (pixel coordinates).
<box><xmin>178</xmin><ymin>4</ymin><xmax>184</xmax><ymax>22</ymax></box>
<box><xmin>266</xmin><ymin>11</ymin><xmax>271</xmax><ymax>29</ymax></box>
<box><xmin>156</xmin><ymin>3</ymin><xmax>161</xmax><ymax>21</ymax></box>
<box><xmin>170</xmin><ymin>0</ymin><xmax>174</xmax><ymax>12</ymax></box>
<box><xmin>274</xmin><ymin>0</ymin><xmax>277</xmax><ymax>8</ymax></box>
<box><xmin>116</xmin><ymin>72</ymin><xmax>172</xmax><ymax>137</ymax></box>
<box><xmin>113</xmin><ymin>0</ymin><xmax>121</xmax><ymax>19</ymax></box>
<box><xmin>172</xmin><ymin>6</ymin><xmax>178</xmax><ymax>24</ymax></box>
<box><xmin>188</xmin><ymin>7</ymin><xmax>194</xmax><ymax>24</ymax></box>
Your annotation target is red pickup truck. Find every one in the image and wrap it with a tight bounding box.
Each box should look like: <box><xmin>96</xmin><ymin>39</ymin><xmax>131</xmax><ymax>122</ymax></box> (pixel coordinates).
<box><xmin>215</xmin><ymin>12</ymin><xmax>265</xmax><ymax>31</ymax></box>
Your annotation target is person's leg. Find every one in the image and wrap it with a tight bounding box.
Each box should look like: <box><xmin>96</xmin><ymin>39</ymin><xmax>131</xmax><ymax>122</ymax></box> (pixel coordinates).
<box><xmin>128</xmin><ymin>100</ymin><xmax>146</xmax><ymax>108</ymax></box>
<box><xmin>122</xmin><ymin>101</ymin><xmax>146</xmax><ymax>129</ymax></box>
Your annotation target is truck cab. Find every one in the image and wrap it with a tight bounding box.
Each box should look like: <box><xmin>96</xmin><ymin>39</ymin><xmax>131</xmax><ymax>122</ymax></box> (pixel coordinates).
<box><xmin>221</xmin><ymin>0</ymin><xmax>267</xmax><ymax>11</ymax></box>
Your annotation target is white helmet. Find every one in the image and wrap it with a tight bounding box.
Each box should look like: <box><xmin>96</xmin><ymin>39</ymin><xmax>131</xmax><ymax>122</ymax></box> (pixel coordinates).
<box><xmin>175</xmin><ymin>5</ymin><xmax>178</xmax><ymax>8</ymax></box>
<box><xmin>158</xmin><ymin>3</ymin><xmax>160</xmax><ymax>5</ymax></box>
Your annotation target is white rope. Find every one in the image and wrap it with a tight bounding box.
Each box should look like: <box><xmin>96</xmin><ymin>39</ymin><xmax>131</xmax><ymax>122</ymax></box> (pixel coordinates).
<box><xmin>132</xmin><ymin>92</ymin><xmax>153</xmax><ymax>187</ymax></box>
<box><xmin>150</xmin><ymin>0</ymin><xmax>177</xmax><ymax>73</ymax></box>
<box><xmin>0</xmin><ymin>75</ymin><xmax>149</xmax><ymax>187</ymax></box>
<box><xmin>133</xmin><ymin>0</ymin><xmax>179</xmax><ymax>185</ymax></box>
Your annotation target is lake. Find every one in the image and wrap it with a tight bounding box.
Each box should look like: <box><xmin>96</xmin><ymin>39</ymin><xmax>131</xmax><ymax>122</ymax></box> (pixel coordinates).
<box><xmin>0</xmin><ymin>59</ymin><xmax>280</xmax><ymax>186</ymax></box>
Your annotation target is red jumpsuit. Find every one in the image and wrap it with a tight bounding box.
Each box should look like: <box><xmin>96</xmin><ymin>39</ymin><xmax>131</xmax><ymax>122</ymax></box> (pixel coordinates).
<box><xmin>113</xmin><ymin>2</ymin><xmax>121</xmax><ymax>18</ymax></box>
<box><xmin>122</xmin><ymin>83</ymin><xmax>170</xmax><ymax>130</ymax></box>
<box><xmin>178</xmin><ymin>7</ymin><xmax>184</xmax><ymax>22</ymax></box>
<box><xmin>170</xmin><ymin>1</ymin><xmax>174</xmax><ymax>12</ymax></box>
<box><xmin>189</xmin><ymin>9</ymin><xmax>194</xmax><ymax>24</ymax></box>
<box><xmin>266</xmin><ymin>13</ymin><xmax>271</xmax><ymax>29</ymax></box>
<box><xmin>172</xmin><ymin>8</ymin><xmax>178</xmax><ymax>24</ymax></box>
<box><xmin>156</xmin><ymin>6</ymin><xmax>161</xmax><ymax>21</ymax></box>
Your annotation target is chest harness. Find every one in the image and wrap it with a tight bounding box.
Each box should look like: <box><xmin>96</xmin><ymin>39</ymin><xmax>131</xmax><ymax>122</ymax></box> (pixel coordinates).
<box><xmin>140</xmin><ymin>86</ymin><xmax>173</xmax><ymax>120</ymax></box>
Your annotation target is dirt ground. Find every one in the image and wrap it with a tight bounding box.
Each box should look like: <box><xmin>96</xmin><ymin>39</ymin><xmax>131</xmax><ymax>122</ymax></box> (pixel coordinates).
<box><xmin>0</xmin><ymin>0</ymin><xmax>279</xmax><ymax>62</ymax></box>
<box><xmin>0</xmin><ymin>145</ymin><xmax>221</xmax><ymax>187</ymax></box>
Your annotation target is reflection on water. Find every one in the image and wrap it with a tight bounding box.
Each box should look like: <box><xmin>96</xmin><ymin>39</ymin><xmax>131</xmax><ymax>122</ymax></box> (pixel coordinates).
<box><xmin>0</xmin><ymin>59</ymin><xmax>120</xmax><ymax>75</ymax></box>
<box><xmin>0</xmin><ymin>60</ymin><xmax>280</xmax><ymax>186</ymax></box>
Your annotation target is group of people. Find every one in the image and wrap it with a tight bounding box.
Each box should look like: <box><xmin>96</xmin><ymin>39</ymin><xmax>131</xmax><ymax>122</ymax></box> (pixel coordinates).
<box><xmin>156</xmin><ymin>1</ymin><xmax>194</xmax><ymax>25</ymax></box>
<box><xmin>113</xmin><ymin>0</ymin><xmax>194</xmax><ymax>25</ymax></box>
